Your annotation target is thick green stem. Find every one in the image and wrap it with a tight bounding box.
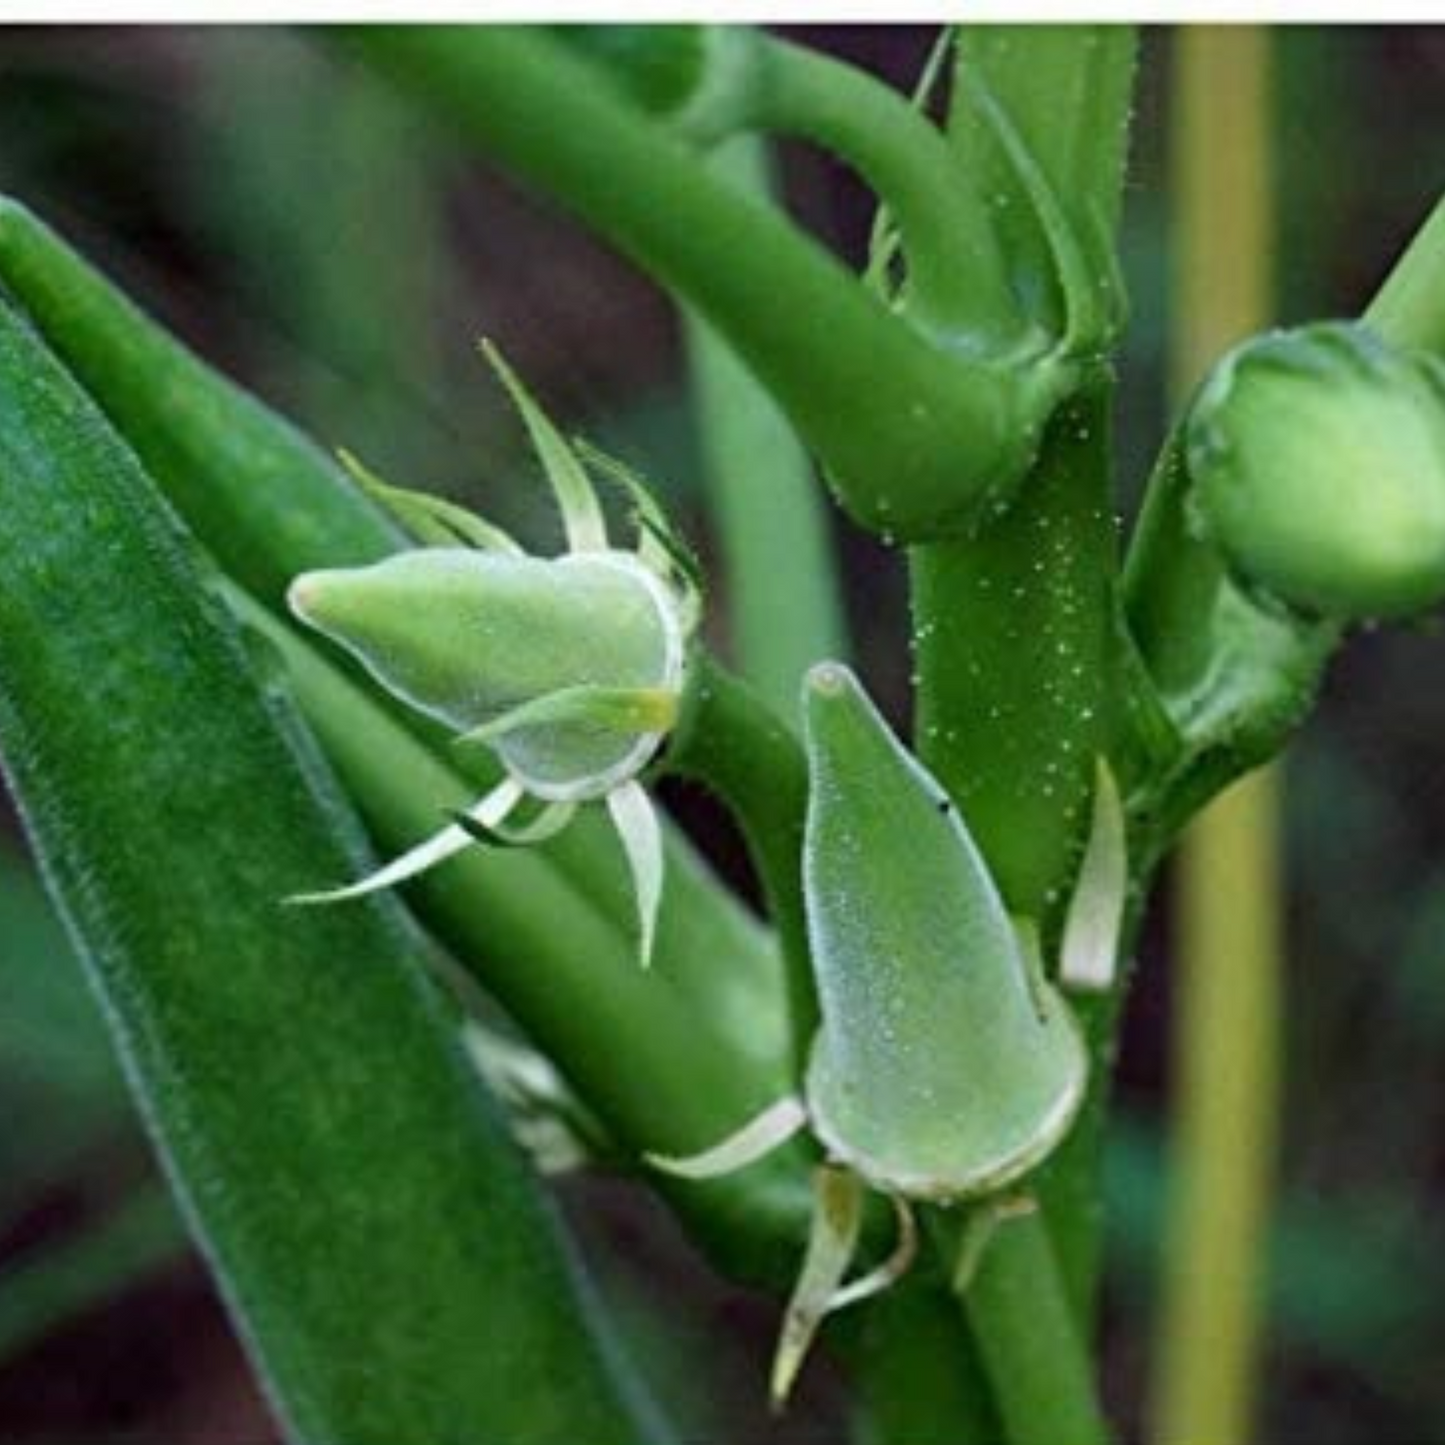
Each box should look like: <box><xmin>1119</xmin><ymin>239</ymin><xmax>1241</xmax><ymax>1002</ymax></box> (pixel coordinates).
<box><xmin>836</xmin><ymin>1278</ymin><xmax>1001</xmax><ymax>1445</ymax></box>
<box><xmin>1365</xmin><ymin>193</ymin><xmax>1445</xmax><ymax>357</ymax></box>
<box><xmin>669</xmin><ymin>653</ymin><xmax>815</xmax><ymax>1073</ymax></box>
<box><xmin>342</xmin><ymin>25</ymin><xmax>1066</xmax><ymax>541</ymax></box>
<box><xmin>911</xmin><ymin>383</ymin><xmax>1115</xmax><ymax>919</ymax></box>
<box><xmin>946</xmin><ymin>1212</ymin><xmax>1111</xmax><ymax>1445</ymax></box>
<box><xmin>683</xmin><ymin>136</ymin><xmax>848</xmax><ymax>718</ymax></box>
<box><xmin>738</xmin><ymin>35</ymin><xmax>1016</xmax><ymax>339</ymax></box>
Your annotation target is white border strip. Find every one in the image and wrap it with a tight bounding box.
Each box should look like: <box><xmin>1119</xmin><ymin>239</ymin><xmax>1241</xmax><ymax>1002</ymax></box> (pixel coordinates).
<box><xmin>4</xmin><ymin>6</ymin><xmax>1440</xmax><ymax>23</ymax></box>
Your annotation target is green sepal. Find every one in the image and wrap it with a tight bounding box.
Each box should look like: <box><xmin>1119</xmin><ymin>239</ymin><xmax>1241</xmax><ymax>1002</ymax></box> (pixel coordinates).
<box><xmin>573</xmin><ymin>437</ymin><xmax>704</xmax><ymax>598</ymax></box>
<box><xmin>800</xmin><ymin>663</ymin><xmax>1088</xmax><ymax>1201</ymax></box>
<box><xmin>1059</xmin><ymin>757</ymin><xmax>1128</xmax><ymax>993</ymax></box>
<box><xmin>450</xmin><ymin>798</ymin><xmax>577</xmax><ymax>851</ymax></box>
<box><xmin>951</xmin><ymin>1193</ymin><xmax>1038</xmax><ymax>1293</ymax></box>
<box><xmin>453</xmin><ymin>684</ymin><xmax>679</xmax><ymax>750</ymax></box>
<box><xmin>480</xmin><ymin>338</ymin><xmax>609</xmax><ymax>552</ymax></box>
<box><xmin>770</xmin><ymin>1165</ymin><xmax>865</xmax><ymax>1408</ymax></box>
<box><xmin>337</xmin><ymin>447</ymin><xmax>523</xmax><ymax>554</ymax></box>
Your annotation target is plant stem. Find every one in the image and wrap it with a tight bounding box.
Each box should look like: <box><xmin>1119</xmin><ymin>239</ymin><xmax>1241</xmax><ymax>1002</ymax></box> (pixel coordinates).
<box><xmin>669</xmin><ymin>652</ymin><xmax>815</xmax><ymax>1071</ymax></box>
<box><xmin>341</xmin><ymin>25</ymin><xmax>1062</xmax><ymax>540</ymax></box>
<box><xmin>1155</xmin><ymin>772</ymin><xmax>1283</xmax><ymax>1445</ymax></box>
<box><xmin>835</xmin><ymin>1279</ymin><xmax>1001</xmax><ymax>1445</ymax></box>
<box><xmin>739</xmin><ymin>34</ymin><xmax>1015</xmax><ymax>338</ymax></box>
<box><xmin>907</xmin><ymin>32</ymin><xmax>1137</xmax><ymax>1429</ymax></box>
<box><xmin>948</xmin><ymin>1212</ymin><xmax>1111</xmax><ymax>1445</ymax></box>
<box><xmin>1365</xmin><ymin>193</ymin><xmax>1445</xmax><ymax>356</ymax></box>
<box><xmin>910</xmin><ymin>383</ymin><xmax>1115</xmax><ymax>918</ymax></box>
<box><xmin>682</xmin><ymin>136</ymin><xmax>848</xmax><ymax>719</ymax></box>
<box><xmin>1150</xmin><ymin>27</ymin><xmax>1279</xmax><ymax>1445</ymax></box>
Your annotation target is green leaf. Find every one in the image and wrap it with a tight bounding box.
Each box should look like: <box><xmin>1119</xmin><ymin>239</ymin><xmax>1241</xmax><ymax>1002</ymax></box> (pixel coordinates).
<box><xmin>0</xmin><ymin>298</ymin><xmax>660</xmax><ymax>1444</ymax></box>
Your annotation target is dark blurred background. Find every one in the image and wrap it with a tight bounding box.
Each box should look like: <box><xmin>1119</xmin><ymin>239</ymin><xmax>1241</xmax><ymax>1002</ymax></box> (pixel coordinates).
<box><xmin>0</xmin><ymin>25</ymin><xmax>1443</xmax><ymax>1445</ymax></box>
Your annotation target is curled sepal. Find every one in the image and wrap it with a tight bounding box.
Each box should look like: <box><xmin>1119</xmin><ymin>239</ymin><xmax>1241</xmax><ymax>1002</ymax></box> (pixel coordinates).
<box><xmin>479</xmin><ymin>338</ymin><xmax>609</xmax><ymax>553</ymax></box>
<box><xmin>769</xmin><ymin>1166</ymin><xmax>864</xmax><ymax>1409</ymax></box>
<box><xmin>1059</xmin><ymin>757</ymin><xmax>1127</xmax><ymax>993</ymax></box>
<box><xmin>287</xmin><ymin>776</ymin><xmax>524</xmax><ymax>904</ymax></box>
<box><xmin>801</xmin><ymin>663</ymin><xmax>1088</xmax><ymax>1201</ymax></box>
<box><xmin>573</xmin><ymin>438</ymin><xmax>704</xmax><ymax>624</ymax></box>
<box><xmin>828</xmin><ymin>1193</ymin><xmax>918</xmax><ymax>1312</ymax></box>
<box><xmin>1188</xmin><ymin>321</ymin><xmax>1445</xmax><ymax>619</ymax></box>
<box><xmin>950</xmin><ymin>1192</ymin><xmax>1038</xmax><ymax>1293</ymax></box>
<box><xmin>646</xmin><ymin>1095</ymin><xmax>807</xmax><ymax>1180</ymax></box>
<box><xmin>451</xmin><ymin>799</ymin><xmax>577</xmax><ymax>849</ymax></box>
<box><xmin>607</xmin><ymin>781</ymin><xmax>663</xmax><ymax>968</ymax></box>
<box><xmin>337</xmin><ymin>447</ymin><xmax>524</xmax><ymax>554</ymax></box>
<box><xmin>453</xmin><ymin>684</ymin><xmax>679</xmax><ymax>752</ymax></box>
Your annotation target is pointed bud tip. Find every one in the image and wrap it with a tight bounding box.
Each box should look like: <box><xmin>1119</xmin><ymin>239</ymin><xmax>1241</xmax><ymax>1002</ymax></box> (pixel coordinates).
<box><xmin>286</xmin><ymin>572</ymin><xmax>321</xmax><ymax>622</ymax></box>
<box><xmin>285</xmin><ymin>564</ymin><xmax>382</xmax><ymax>629</ymax></box>
<box><xmin>804</xmin><ymin>661</ymin><xmax>857</xmax><ymax>703</ymax></box>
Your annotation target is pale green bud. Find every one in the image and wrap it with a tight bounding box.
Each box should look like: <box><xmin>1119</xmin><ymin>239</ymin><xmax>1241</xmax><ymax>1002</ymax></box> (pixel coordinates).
<box><xmin>289</xmin><ymin>548</ymin><xmax>684</xmax><ymax>800</ymax></box>
<box><xmin>1189</xmin><ymin>321</ymin><xmax>1445</xmax><ymax>619</ymax></box>
<box><xmin>284</xmin><ymin>346</ymin><xmax>696</xmax><ymax>970</ymax></box>
<box><xmin>801</xmin><ymin>663</ymin><xmax>1087</xmax><ymax>1201</ymax></box>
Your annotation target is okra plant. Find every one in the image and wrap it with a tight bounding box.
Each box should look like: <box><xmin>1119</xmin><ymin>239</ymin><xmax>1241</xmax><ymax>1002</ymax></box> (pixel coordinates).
<box><xmin>0</xmin><ymin>23</ymin><xmax>1442</xmax><ymax>1445</ymax></box>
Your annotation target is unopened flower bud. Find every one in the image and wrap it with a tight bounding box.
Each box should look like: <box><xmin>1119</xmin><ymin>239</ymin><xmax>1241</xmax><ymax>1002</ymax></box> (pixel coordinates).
<box><xmin>1188</xmin><ymin>321</ymin><xmax>1445</xmax><ymax>619</ymax></box>
<box><xmin>801</xmin><ymin>662</ymin><xmax>1087</xmax><ymax>1201</ymax></box>
<box><xmin>289</xmin><ymin>548</ymin><xmax>684</xmax><ymax>800</ymax></box>
<box><xmin>285</xmin><ymin>344</ymin><xmax>701</xmax><ymax>968</ymax></box>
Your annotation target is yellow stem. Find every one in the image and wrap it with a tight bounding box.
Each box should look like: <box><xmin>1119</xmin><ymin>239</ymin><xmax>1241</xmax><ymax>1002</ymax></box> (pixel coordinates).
<box><xmin>1151</xmin><ymin>26</ymin><xmax>1282</xmax><ymax>1445</ymax></box>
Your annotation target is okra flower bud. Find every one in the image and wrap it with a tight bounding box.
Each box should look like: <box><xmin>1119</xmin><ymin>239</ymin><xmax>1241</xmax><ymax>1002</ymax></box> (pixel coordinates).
<box><xmin>1188</xmin><ymin>321</ymin><xmax>1445</xmax><ymax>619</ymax></box>
<box><xmin>653</xmin><ymin>663</ymin><xmax>1093</xmax><ymax>1402</ymax></box>
<box><xmin>801</xmin><ymin>664</ymin><xmax>1088</xmax><ymax>1202</ymax></box>
<box><xmin>286</xmin><ymin>345</ymin><xmax>701</xmax><ymax>966</ymax></box>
